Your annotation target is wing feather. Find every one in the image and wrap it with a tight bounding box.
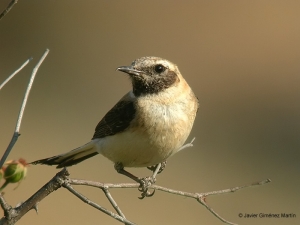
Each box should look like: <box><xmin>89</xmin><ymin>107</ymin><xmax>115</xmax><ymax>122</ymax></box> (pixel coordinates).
<box><xmin>92</xmin><ymin>95</ymin><xmax>136</xmax><ymax>139</ymax></box>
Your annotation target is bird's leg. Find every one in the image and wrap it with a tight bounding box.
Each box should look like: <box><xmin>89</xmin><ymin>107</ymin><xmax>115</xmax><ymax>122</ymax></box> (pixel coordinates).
<box><xmin>114</xmin><ymin>162</ymin><xmax>141</xmax><ymax>183</ymax></box>
<box><xmin>114</xmin><ymin>162</ymin><xmax>160</xmax><ymax>199</ymax></box>
<box><xmin>147</xmin><ymin>160</ymin><xmax>167</xmax><ymax>174</ymax></box>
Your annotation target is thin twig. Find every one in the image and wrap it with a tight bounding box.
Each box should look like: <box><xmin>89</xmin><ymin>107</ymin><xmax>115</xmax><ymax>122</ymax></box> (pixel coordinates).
<box><xmin>152</xmin><ymin>162</ymin><xmax>161</xmax><ymax>178</ymax></box>
<box><xmin>151</xmin><ymin>179</ymin><xmax>272</xmax><ymax>198</ymax></box>
<box><xmin>0</xmin><ymin>0</ymin><xmax>18</xmax><ymax>21</ymax></box>
<box><xmin>178</xmin><ymin>137</ymin><xmax>195</xmax><ymax>152</ymax></box>
<box><xmin>0</xmin><ymin>58</ymin><xmax>32</xmax><ymax>91</ymax></box>
<box><xmin>63</xmin><ymin>181</ymin><xmax>136</xmax><ymax>225</ymax></box>
<box><xmin>16</xmin><ymin>49</ymin><xmax>49</xmax><ymax>132</ymax></box>
<box><xmin>197</xmin><ymin>179</ymin><xmax>272</xmax><ymax>197</ymax></box>
<box><xmin>102</xmin><ymin>187</ymin><xmax>127</xmax><ymax>219</ymax></box>
<box><xmin>0</xmin><ymin>49</ymin><xmax>49</xmax><ymax>169</ymax></box>
<box><xmin>71</xmin><ymin>179</ymin><xmax>139</xmax><ymax>189</ymax></box>
<box><xmin>197</xmin><ymin>195</ymin><xmax>237</xmax><ymax>225</ymax></box>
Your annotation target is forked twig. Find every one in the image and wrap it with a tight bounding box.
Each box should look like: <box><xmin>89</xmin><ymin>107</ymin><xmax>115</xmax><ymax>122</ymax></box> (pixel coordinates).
<box><xmin>0</xmin><ymin>168</ymin><xmax>68</xmax><ymax>225</ymax></box>
<box><xmin>102</xmin><ymin>187</ymin><xmax>126</xmax><ymax>219</ymax></box>
<box><xmin>63</xmin><ymin>181</ymin><xmax>135</xmax><ymax>225</ymax></box>
<box><xmin>0</xmin><ymin>169</ymin><xmax>136</xmax><ymax>225</ymax></box>
<box><xmin>0</xmin><ymin>49</ymin><xmax>49</xmax><ymax>168</ymax></box>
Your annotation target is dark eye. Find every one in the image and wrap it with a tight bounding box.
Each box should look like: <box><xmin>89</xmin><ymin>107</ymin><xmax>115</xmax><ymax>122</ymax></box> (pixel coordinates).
<box><xmin>154</xmin><ymin>64</ymin><xmax>166</xmax><ymax>74</ymax></box>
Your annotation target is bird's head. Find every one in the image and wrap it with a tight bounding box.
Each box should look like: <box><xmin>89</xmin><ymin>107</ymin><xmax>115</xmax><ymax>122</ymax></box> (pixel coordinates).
<box><xmin>117</xmin><ymin>57</ymin><xmax>181</xmax><ymax>96</ymax></box>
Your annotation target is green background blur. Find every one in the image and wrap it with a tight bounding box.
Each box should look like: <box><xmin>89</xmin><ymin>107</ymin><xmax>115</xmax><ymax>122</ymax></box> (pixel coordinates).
<box><xmin>0</xmin><ymin>1</ymin><xmax>299</xmax><ymax>225</ymax></box>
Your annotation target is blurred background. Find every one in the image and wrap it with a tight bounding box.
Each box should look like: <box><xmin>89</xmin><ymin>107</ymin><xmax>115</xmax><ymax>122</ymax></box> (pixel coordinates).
<box><xmin>0</xmin><ymin>1</ymin><xmax>299</xmax><ymax>225</ymax></box>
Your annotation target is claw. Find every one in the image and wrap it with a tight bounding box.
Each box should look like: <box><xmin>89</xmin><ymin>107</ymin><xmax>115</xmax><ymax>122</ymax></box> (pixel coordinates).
<box><xmin>138</xmin><ymin>189</ymin><xmax>155</xmax><ymax>199</ymax></box>
<box><xmin>137</xmin><ymin>176</ymin><xmax>156</xmax><ymax>199</ymax></box>
<box><xmin>114</xmin><ymin>162</ymin><xmax>158</xmax><ymax>198</ymax></box>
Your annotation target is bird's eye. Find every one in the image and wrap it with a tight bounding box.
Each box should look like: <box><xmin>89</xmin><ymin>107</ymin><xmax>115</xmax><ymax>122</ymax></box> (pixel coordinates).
<box><xmin>154</xmin><ymin>64</ymin><xmax>166</xmax><ymax>74</ymax></box>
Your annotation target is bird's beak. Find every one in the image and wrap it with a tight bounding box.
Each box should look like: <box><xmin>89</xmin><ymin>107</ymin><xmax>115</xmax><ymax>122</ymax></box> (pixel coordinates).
<box><xmin>117</xmin><ymin>66</ymin><xmax>142</xmax><ymax>76</ymax></box>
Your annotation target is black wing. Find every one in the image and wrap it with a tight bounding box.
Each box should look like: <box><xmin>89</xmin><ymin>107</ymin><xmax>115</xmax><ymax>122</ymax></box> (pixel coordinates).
<box><xmin>92</xmin><ymin>100</ymin><xmax>136</xmax><ymax>139</ymax></box>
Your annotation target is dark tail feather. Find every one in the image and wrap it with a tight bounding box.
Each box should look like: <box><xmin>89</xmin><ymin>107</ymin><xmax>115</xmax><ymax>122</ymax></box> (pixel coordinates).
<box><xmin>30</xmin><ymin>141</ymin><xmax>99</xmax><ymax>168</ymax></box>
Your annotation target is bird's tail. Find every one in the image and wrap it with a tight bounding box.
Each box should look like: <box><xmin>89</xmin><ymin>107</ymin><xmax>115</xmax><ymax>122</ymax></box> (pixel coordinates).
<box><xmin>30</xmin><ymin>141</ymin><xmax>99</xmax><ymax>168</ymax></box>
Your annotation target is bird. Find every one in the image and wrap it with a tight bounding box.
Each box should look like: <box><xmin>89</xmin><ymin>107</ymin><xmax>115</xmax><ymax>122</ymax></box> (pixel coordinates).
<box><xmin>31</xmin><ymin>56</ymin><xmax>199</xmax><ymax>198</ymax></box>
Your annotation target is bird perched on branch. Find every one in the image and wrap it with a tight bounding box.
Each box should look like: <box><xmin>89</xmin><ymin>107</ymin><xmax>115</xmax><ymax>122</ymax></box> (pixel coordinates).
<box><xmin>31</xmin><ymin>56</ymin><xmax>199</xmax><ymax>198</ymax></box>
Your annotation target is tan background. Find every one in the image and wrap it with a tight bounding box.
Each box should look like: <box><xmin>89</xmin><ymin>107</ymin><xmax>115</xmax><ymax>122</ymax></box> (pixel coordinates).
<box><xmin>0</xmin><ymin>1</ymin><xmax>299</xmax><ymax>225</ymax></box>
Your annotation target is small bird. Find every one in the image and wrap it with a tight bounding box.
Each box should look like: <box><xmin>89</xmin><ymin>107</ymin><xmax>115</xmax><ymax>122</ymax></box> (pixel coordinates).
<box><xmin>31</xmin><ymin>56</ymin><xmax>199</xmax><ymax>197</ymax></box>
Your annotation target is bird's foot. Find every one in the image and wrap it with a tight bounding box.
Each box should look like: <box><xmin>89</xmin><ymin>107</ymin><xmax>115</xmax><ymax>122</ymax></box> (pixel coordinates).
<box><xmin>114</xmin><ymin>162</ymin><xmax>159</xmax><ymax>199</ymax></box>
<box><xmin>138</xmin><ymin>176</ymin><xmax>156</xmax><ymax>199</ymax></box>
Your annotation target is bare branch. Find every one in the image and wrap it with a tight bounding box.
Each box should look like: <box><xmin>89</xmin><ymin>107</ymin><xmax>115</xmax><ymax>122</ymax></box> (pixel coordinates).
<box><xmin>0</xmin><ymin>168</ymin><xmax>68</xmax><ymax>225</ymax></box>
<box><xmin>70</xmin><ymin>178</ymin><xmax>271</xmax><ymax>225</ymax></box>
<box><xmin>0</xmin><ymin>165</ymin><xmax>271</xmax><ymax>225</ymax></box>
<box><xmin>0</xmin><ymin>0</ymin><xmax>18</xmax><ymax>21</ymax></box>
<box><xmin>154</xmin><ymin>179</ymin><xmax>271</xmax><ymax>225</ymax></box>
<box><xmin>0</xmin><ymin>195</ymin><xmax>13</xmax><ymax>220</ymax></box>
<box><xmin>197</xmin><ymin>179</ymin><xmax>272</xmax><ymax>197</ymax></box>
<box><xmin>71</xmin><ymin>179</ymin><xmax>139</xmax><ymax>189</ymax></box>
<box><xmin>0</xmin><ymin>49</ymin><xmax>49</xmax><ymax>168</ymax></box>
